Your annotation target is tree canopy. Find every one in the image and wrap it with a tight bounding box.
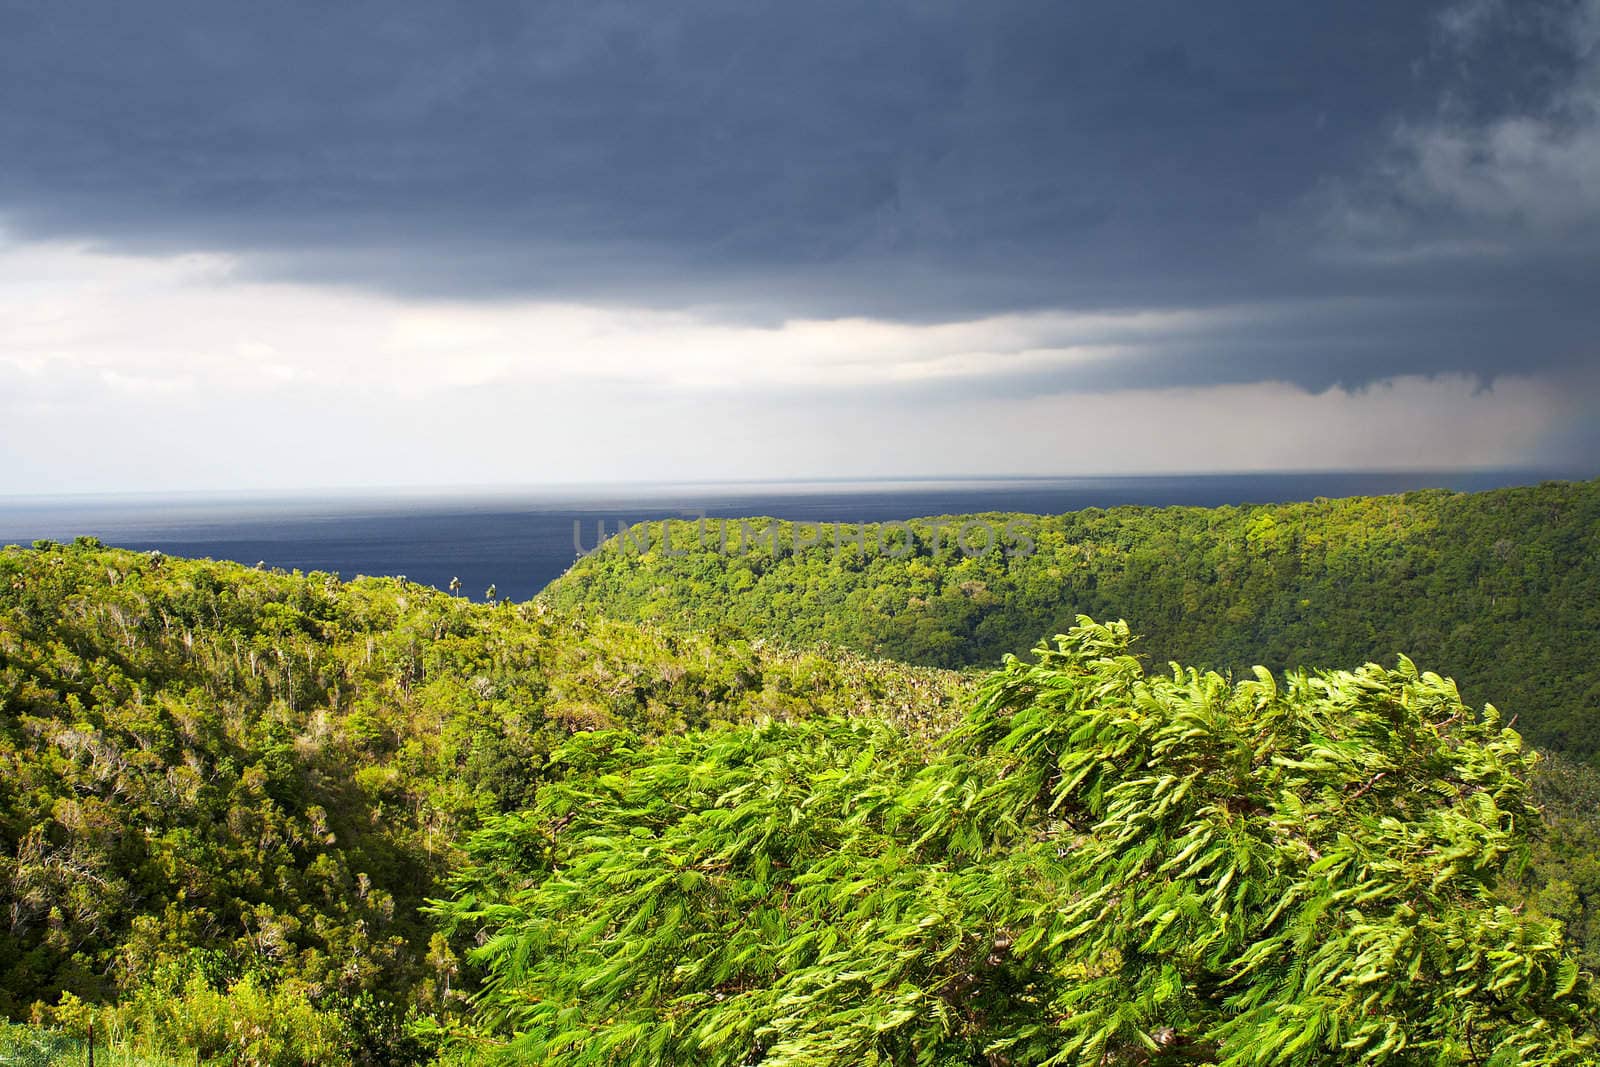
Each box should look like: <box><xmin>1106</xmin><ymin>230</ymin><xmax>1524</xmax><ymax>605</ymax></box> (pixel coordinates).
<box><xmin>0</xmin><ymin>540</ymin><xmax>963</xmax><ymax>1061</ymax></box>
<box><xmin>545</xmin><ymin>480</ymin><xmax>1600</xmax><ymax>759</ymax></box>
<box><xmin>3</xmin><ymin>531</ymin><xmax>1598</xmax><ymax>1065</ymax></box>
<box><xmin>439</xmin><ymin>620</ymin><xmax>1598</xmax><ymax>1065</ymax></box>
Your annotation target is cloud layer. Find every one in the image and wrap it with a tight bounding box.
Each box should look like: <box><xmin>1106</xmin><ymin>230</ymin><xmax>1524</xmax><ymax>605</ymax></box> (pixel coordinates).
<box><xmin>0</xmin><ymin>0</ymin><xmax>1596</xmax><ymax>489</ymax></box>
<box><xmin>0</xmin><ymin>237</ymin><xmax>1582</xmax><ymax>492</ymax></box>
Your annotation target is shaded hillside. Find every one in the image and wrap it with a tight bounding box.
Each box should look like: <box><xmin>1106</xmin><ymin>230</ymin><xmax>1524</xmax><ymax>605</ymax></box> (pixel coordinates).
<box><xmin>544</xmin><ymin>479</ymin><xmax>1600</xmax><ymax>758</ymax></box>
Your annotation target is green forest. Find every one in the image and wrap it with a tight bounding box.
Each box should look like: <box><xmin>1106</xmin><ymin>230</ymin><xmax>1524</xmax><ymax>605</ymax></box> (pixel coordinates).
<box><xmin>4</xmin><ymin>481</ymin><xmax>1600</xmax><ymax>1064</ymax></box>
<box><xmin>547</xmin><ymin>479</ymin><xmax>1600</xmax><ymax>759</ymax></box>
<box><xmin>0</xmin><ymin>540</ymin><xmax>962</xmax><ymax>1064</ymax></box>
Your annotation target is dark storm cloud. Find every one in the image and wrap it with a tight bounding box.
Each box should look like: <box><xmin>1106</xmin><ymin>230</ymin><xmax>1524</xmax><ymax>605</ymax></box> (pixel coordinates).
<box><xmin>0</xmin><ymin>0</ymin><xmax>1596</xmax><ymax>391</ymax></box>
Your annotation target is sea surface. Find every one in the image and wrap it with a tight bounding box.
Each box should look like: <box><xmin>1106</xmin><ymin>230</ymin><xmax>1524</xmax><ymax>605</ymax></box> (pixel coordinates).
<box><xmin>0</xmin><ymin>471</ymin><xmax>1583</xmax><ymax>603</ymax></box>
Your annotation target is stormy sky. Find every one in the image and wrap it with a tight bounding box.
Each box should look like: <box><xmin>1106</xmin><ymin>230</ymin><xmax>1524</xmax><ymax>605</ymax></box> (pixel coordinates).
<box><xmin>1</xmin><ymin>0</ymin><xmax>1597</xmax><ymax>492</ymax></box>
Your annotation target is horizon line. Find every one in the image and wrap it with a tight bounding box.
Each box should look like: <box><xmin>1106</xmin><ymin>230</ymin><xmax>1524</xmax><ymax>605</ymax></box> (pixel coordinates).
<box><xmin>0</xmin><ymin>464</ymin><xmax>1591</xmax><ymax>507</ymax></box>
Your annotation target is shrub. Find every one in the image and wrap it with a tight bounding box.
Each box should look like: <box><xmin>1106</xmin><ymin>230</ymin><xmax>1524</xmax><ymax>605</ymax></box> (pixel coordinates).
<box><xmin>437</xmin><ymin>619</ymin><xmax>1599</xmax><ymax>1065</ymax></box>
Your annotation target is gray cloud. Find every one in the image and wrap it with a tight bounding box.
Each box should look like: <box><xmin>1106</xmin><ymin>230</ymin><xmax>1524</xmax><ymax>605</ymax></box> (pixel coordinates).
<box><xmin>0</xmin><ymin>0</ymin><xmax>1596</xmax><ymax>407</ymax></box>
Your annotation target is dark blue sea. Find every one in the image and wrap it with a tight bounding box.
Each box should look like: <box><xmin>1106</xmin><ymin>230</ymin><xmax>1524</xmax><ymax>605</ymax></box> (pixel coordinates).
<box><xmin>0</xmin><ymin>471</ymin><xmax>1583</xmax><ymax>603</ymax></box>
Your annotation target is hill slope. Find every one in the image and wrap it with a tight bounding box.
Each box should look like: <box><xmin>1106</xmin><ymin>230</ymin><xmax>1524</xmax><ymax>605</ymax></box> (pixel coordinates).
<box><xmin>0</xmin><ymin>540</ymin><xmax>965</xmax><ymax>1051</ymax></box>
<box><xmin>2</xmin><ymin>541</ymin><xmax>1599</xmax><ymax>1063</ymax></box>
<box><xmin>544</xmin><ymin>479</ymin><xmax>1600</xmax><ymax>758</ymax></box>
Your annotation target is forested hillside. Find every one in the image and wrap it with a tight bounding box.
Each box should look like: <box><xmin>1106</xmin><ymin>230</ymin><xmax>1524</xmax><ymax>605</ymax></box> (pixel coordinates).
<box><xmin>546</xmin><ymin>479</ymin><xmax>1600</xmax><ymax>758</ymax></box>
<box><xmin>4</xmin><ymin>537</ymin><xmax>1599</xmax><ymax>1064</ymax></box>
<box><xmin>0</xmin><ymin>540</ymin><xmax>964</xmax><ymax>1062</ymax></box>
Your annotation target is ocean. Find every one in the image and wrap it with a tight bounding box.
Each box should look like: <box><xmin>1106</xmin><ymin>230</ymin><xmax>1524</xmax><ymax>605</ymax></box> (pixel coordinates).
<box><xmin>0</xmin><ymin>470</ymin><xmax>1581</xmax><ymax>603</ymax></box>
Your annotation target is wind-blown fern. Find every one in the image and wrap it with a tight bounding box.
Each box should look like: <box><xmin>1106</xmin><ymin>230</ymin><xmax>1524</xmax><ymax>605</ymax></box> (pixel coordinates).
<box><xmin>434</xmin><ymin>618</ymin><xmax>1598</xmax><ymax>1065</ymax></box>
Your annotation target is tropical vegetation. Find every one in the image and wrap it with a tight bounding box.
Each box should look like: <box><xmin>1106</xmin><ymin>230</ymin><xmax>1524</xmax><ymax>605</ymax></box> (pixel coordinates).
<box><xmin>3</xmin><ymin>479</ymin><xmax>1600</xmax><ymax>1063</ymax></box>
<box><xmin>546</xmin><ymin>479</ymin><xmax>1600</xmax><ymax>758</ymax></box>
<box><xmin>439</xmin><ymin>620</ymin><xmax>1599</xmax><ymax>1064</ymax></box>
<box><xmin>0</xmin><ymin>539</ymin><xmax>961</xmax><ymax>1063</ymax></box>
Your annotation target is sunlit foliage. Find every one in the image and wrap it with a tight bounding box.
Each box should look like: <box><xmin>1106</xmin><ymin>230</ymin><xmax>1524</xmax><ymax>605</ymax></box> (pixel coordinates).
<box><xmin>440</xmin><ymin>620</ymin><xmax>1598</xmax><ymax>1065</ymax></box>
<box><xmin>547</xmin><ymin>480</ymin><xmax>1600</xmax><ymax>758</ymax></box>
